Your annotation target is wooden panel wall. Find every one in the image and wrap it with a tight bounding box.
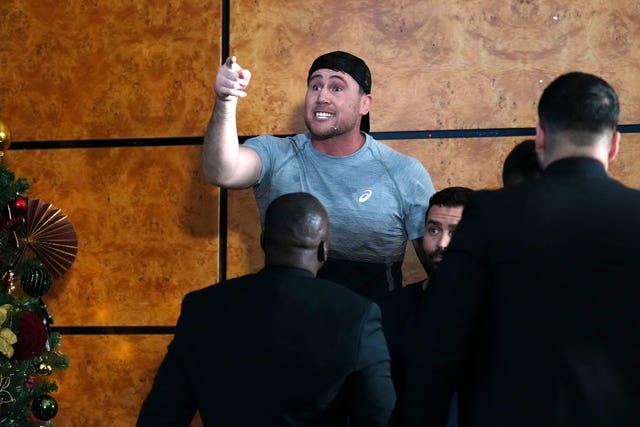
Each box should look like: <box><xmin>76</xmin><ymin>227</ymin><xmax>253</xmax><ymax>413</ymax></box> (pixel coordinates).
<box><xmin>1</xmin><ymin>0</ymin><xmax>220</xmax><ymax>140</ymax></box>
<box><xmin>230</xmin><ymin>0</ymin><xmax>640</xmax><ymax>135</ymax></box>
<box><xmin>5</xmin><ymin>147</ymin><xmax>219</xmax><ymax>326</ymax></box>
<box><xmin>1</xmin><ymin>1</ymin><xmax>639</xmax><ymax>426</ymax></box>
<box><xmin>2</xmin><ymin>1</ymin><xmax>220</xmax><ymax>426</ymax></box>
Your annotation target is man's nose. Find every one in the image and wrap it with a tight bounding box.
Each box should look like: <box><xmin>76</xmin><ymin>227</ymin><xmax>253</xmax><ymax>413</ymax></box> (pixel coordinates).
<box><xmin>438</xmin><ymin>233</ymin><xmax>452</xmax><ymax>250</ymax></box>
<box><xmin>317</xmin><ymin>88</ymin><xmax>330</xmax><ymax>103</ymax></box>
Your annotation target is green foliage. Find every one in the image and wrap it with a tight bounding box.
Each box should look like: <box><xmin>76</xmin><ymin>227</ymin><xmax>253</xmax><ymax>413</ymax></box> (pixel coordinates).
<box><xmin>0</xmin><ymin>163</ymin><xmax>29</xmax><ymax>276</ymax></box>
<box><xmin>0</xmin><ymin>164</ymin><xmax>28</xmax><ymax>208</ymax></box>
<box><xmin>0</xmin><ymin>163</ymin><xmax>67</xmax><ymax>426</ymax></box>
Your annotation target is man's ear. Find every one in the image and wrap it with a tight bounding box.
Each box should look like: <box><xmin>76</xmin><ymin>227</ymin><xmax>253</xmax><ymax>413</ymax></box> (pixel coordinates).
<box><xmin>535</xmin><ymin>123</ymin><xmax>546</xmax><ymax>166</ymax></box>
<box><xmin>317</xmin><ymin>240</ymin><xmax>328</xmax><ymax>263</ymax></box>
<box><xmin>608</xmin><ymin>130</ymin><xmax>621</xmax><ymax>162</ymax></box>
<box><xmin>360</xmin><ymin>94</ymin><xmax>372</xmax><ymax>115</ymax></box>
<box><xmin>535</xmin><ymin>123</ymin><xmax>545</xmax><ymax>155</ymax></box>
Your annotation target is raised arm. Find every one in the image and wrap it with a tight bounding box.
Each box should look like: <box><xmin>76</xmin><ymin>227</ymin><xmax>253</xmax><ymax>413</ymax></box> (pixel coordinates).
<box><xmin>202</xmin><ymin>56</ymin><xmax>262</xmax><ymax>189</ymax></box>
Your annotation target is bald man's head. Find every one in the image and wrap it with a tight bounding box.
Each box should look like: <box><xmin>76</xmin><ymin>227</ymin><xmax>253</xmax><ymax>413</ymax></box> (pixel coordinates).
<box><xmin>262</xmin><ymin>193</ymin><xmax>329</xmax><ymax>273</ymax></box>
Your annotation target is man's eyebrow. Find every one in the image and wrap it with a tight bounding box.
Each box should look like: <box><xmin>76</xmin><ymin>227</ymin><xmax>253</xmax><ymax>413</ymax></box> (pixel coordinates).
<box><xmin>426</xmin><ymin>219</ymin><xmax>442</xmax><ymax>226</ymax></box>
<box><xmin>309</xmin><ymin>73</ymin><xmax>348</xmax><ymax>84</ymax></box>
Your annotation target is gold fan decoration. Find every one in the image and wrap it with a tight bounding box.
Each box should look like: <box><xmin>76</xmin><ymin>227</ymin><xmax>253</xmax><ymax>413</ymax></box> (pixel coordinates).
<box><xmin>16</xmin><ymin>198</ymin><xmax>78</xmax><ymax>278</ymax></box>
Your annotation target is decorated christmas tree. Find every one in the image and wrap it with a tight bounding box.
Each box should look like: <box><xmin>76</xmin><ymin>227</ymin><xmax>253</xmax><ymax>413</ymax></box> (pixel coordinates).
<box><xmin>0</xmin><ymin>117</ymin><xmax>76</xmax><ymax>426</ymax></box>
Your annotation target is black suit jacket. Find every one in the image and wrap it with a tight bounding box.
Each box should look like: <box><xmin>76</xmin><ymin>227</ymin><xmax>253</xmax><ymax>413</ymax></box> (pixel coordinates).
<box><xmin>138</xmin><ymin>266</ymin><xmax>395</xmax><ymax>427</ymax></box>
<box><xmin>400</xmin><ymin>158</ymin><xmax>640</xmax><ymax>427</ymax></box>
<box><xmin>377</xmin><ymin>282</ymin><xmax>424</xmax><ymax>396</ymax></box>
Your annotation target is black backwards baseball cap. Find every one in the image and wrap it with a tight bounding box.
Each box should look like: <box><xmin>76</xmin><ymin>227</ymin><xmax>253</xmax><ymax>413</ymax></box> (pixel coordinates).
<box><xmin>307</xmin><ymin>51</ymin><xmax>372</xmax><ymax>133</ymax></box>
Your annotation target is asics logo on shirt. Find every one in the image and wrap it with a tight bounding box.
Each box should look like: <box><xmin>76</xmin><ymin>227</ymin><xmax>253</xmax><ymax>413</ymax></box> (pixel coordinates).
<box><xmin>358</xmin><ymin>190</ymin><xmax>373</xmax><ymax>203</ymax></box>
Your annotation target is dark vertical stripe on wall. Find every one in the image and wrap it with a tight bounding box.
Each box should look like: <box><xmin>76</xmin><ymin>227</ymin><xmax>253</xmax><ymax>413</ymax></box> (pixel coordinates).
<box><xmin>221</xmin><ymin>0</ymin><xmax>230</xmax><ymax>60</ymax></box>
<box><xmin>218</xmin><ymin>0</ymin><xmax>231</xmax><ymax>282</ymax></box>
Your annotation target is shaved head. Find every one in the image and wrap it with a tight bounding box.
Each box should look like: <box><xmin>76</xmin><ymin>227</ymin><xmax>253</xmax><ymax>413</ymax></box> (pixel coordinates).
<box><xmin>262</xmin><ymin>193</ymin><xmax>329</xmax><ymax>272</ymax></box>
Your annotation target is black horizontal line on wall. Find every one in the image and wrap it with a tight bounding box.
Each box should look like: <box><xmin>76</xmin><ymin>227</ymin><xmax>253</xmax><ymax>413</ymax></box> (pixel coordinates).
<box><xmin>10</xmin><ymin>136</ymin><xmax>204</xmax><ymax>149</ymax></box>
<box><xmin>52</xmin><ymin>326</ymin><xmax>175</xmax><ymax>335</ymax></box>
<box><xmin>10</xmin><ymin>124</ymin><xmax>640</xmax><ymax>150</ymax></box>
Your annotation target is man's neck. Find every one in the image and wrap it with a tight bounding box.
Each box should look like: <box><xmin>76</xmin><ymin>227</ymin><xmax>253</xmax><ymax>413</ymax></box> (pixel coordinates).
<box><xmin>311</xmin><ymin>131</ymin><xmax>366</xmax><ymax>156</ymax></box>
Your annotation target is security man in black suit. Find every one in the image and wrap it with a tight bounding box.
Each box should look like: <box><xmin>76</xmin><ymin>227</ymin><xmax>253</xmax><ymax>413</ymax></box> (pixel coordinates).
<box><xmin>399</xmin><ymin>72</ymin><xmax>640</xmax><ymax>426</ymax></box>
<box><xmin>138</xmin><ymin>192</ymin><xmax>395</xmax><ymax>426</ymax></box>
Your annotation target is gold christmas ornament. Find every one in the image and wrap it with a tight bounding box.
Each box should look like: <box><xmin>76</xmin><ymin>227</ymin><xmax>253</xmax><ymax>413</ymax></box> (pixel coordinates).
<box><xmin>0</xmin><ymin>118</ymin><xmax>11</xmax><ymax>156</ymax></box>
<box><xmin>36</xmin><ymin>363</ymin><xmax>53</xmax><ymax>376</ymax></box>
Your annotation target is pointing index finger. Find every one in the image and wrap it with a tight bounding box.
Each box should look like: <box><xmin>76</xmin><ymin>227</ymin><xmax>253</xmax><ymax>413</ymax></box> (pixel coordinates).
<box><xmin>225</xmin><ymin>56</ymin><xmax>237</xmax><ymax>68</ymax></box>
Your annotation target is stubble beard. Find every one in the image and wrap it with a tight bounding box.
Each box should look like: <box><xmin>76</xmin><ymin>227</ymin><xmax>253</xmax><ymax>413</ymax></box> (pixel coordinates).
<box><xmin>305</xmin><ymin>117</ymin><xmax>341</xmax><ymax>140</ymax></box>
<box><xmin>425</xmin><ymin>248</ymin><xmax>445</xmax><ymax>278</ymax></box>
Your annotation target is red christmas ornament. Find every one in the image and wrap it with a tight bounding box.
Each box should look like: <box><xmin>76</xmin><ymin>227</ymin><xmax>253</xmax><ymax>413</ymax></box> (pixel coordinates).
<box><xmin>12</xmin><ymin>311</ymin><xmax>48</xmax><ymax>360</ymax></box>
<box><xmin>12</xmin><ymin>195</ymin><xmax>27</xmax><ymax>219</ymax></box>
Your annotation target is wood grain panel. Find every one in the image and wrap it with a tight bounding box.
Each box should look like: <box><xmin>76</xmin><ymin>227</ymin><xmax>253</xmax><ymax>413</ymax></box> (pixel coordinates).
<box><xmin>229</xmin><ymin>0</ymin><xmax>640</xmax><ymax>135</ymax></box>
<box><xmin>4</xmin><ymin>146</ymin><xmax>219</xmax><ymax>326</ymax></box>
<box><xmin>227</xmin><ymin>188</ymin><xmax>262</xmax><ymax>279</ymax></box>
<box><xmin>0</xmin><ymin>0</ymin><xmax>221</xmax><ymax>141</ymax></box>
<box><xmin>609</xmin><ymin>132</ymin><xmax>640</xmax><ymax>189</ymax></box>
<box><xmin>53</xmin><ymin>334</ymin><xmax>202</xmax><ymax>427</ymax></box>
<box><xmin>2</xmin><ymin>0</ymin><xmax>638</xmax><ymax>140</ymax></box>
